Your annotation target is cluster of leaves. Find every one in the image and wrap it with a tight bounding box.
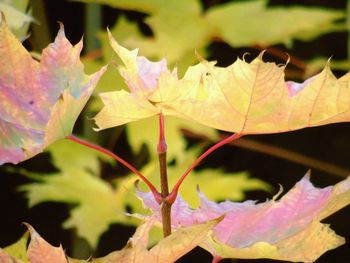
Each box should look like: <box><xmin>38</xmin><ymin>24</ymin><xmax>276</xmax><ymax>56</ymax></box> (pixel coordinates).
<box><xmin>0</xmin><ymin>0</ymin><xmax>350</xmax><ymax>262</ymax></box>
<box><xmin>1</xmin><ymin>175</ymin><xmax>350</xmax><ymax>262</ymax></box>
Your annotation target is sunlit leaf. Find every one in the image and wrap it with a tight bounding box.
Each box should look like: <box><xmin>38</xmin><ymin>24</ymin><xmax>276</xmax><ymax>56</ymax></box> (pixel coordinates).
<box><xmin>164</xmin><ymin>54</ymin><xmax>350</xmax><ymax>134</ymax></box>
<box><xmin>95</xmin><ymin>39</ymin><xmax>350</xmax><ymax>134</ymax></box>
<box><xmin>93</xmin><ymin>33</ymin><xmax>167</xmax><ymax>129</ymax></box>
<box><xmin>1</xmin><ymin>219</ymin><xmax>219</xmax><ymax>263</ymax></box>
<box><xmin>0</xmin><ymin>18</ymin><xmax>106</xmax><ymax>164</ymax></box>
<box><xmin>205</xmin><ymin>0</ymin><xmax>345</xmax><ymax>47</ymax></box>
<box><xmin>92</xmin><ymin>216</ymin><xmax>220</xmax><ymax>263</ymax></box>
<box><xmin>137</xmin><ymin>173</ymin><xmax>350</xmax><ymax>262</ymax></box>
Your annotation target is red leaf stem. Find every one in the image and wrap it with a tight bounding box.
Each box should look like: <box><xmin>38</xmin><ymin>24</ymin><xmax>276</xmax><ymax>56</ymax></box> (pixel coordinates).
<box><xmin>166</xmin><ymin>133</ymin><xmax>243</xmax><ymax>204</ymax></box>
<box><xmin>66</xmin><ymin>135</ymin><xmax>162</xmax><ymax>203</ymax></box>
<box><xmin>157</xmin><ymin>113</ymin><xmax>167</xmax><ymax>154</ymax></box>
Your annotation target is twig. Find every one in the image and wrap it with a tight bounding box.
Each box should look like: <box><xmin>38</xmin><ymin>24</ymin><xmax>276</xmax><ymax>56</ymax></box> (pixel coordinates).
<box><xmin>181</xmin><ymin>129</ymin><xmax>350</xmax><ymax>178</ymax></box>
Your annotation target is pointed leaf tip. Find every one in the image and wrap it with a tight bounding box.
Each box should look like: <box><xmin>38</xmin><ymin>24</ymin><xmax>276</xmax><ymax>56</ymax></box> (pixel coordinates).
<box><xmin>0</xmin><ymin>21</ymin><xmax>106</xmax><ymax>164</ymax></box>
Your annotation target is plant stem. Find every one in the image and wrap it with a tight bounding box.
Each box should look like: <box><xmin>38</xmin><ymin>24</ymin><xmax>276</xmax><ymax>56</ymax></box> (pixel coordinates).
<box><xmin>157</xmin><ymin>114</ymin><xmax>172</xmax><ymax>237</ymax></box>
<box><xmin>166</xmin><ymin>133</ymin><xmax>243</xmax><ymax>204</ymax></box>
<box><xmin>30</xmin><ymin>0</ymin><xmax>51</xmax><ymax>51</ymax></box>
<box><xmin>254</xmin><ymin>44</ymin><xmax>307</xmax><ymax>70</ymax></box>
<box><xmin>84</xmin><ymin>2</ymin><xmax>101</xmax><ymax>53</ymax></box>
<box><xmin>66</xmin><ymin>135</ymin><xmax>161</xmax><ymax>203</ymax></box>
<box><xmin>347</xmin><ymin>0</ymin><xmax>350</xmax><ymax>58</ymax></box>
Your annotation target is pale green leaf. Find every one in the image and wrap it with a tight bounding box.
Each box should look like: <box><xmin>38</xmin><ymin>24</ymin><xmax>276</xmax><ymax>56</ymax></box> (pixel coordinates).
<box><xmin>0</xmin><ymin>0</ymin><xmax>33</xmax><ymax>38</ymax></box>
<box><xmin>75</xmin><ymin>0</ymin><xmax>200</xmax><ymax>15</ymax></box>
<box><xmin>205</xmin><ymin>0</ymin><xmax>345</xmax><ymax>47</ymax></box>
<box><xmin>46</xmin><ymin>139</ymin><xmax>113</xmax><ymax>174</ymax></box>
<box><xmin>20</xmin><ymin>140</ymin><xmax>140</xmax><ymax>247</ymax></box>
<box><xmin>3</xmin><ymin>232</ymin><xmax>28</xmax><ymax>262</ymax></box>
<box><xmin>21</xmin><ymin>168</ymin><xmax>120</xmax><ymax>247</ymax></box>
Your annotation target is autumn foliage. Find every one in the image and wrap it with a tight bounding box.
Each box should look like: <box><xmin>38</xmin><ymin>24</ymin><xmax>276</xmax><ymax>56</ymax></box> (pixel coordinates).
<box><xmin>0</xmin><ymin>1</ymin><xmax>349</xmax><ymax>263</ymax></box>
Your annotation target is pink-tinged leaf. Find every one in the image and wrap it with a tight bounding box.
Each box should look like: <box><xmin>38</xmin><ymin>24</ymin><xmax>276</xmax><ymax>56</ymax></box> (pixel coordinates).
<box><xmin>95</xmin><ymin>38</ymin><xmax>350</xmax><ymax>134</ymax></box>
<box><xmin>137</xmin><ymin>173</ymin><xmax>350</xmax><ymax>262</ymax></box>
<box><xmin>26</xmin><ymin>224</ymin><xmax>68</xmax><ymax>263</ymax></box>
<box><xmin>94</xmin><ymin>31</ymin><xmax>169</xmax><ymax>130</ymax></box>
<box><xmin>0</xmin><ymin>16</ymin><xmax>106</xmax><ymax>164</ymax></box>
<box><xmin>92</xmin><ymin>217</ymin><xmax>220</xmax><ymax>263</ymax></box>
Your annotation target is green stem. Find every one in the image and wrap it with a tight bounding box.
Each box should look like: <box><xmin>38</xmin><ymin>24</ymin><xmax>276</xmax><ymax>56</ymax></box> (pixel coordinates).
<box><xmin>84</xmin><ymin>3</ymin><xmax>102</xmax><ymax>53</ymax></box>
<box><xmin>30</xmin><ymin>0</ymin><xmax>51</xmax><ymax>51</ymax></box>
<box><xmin>347</xmin><ymin>0</ymin><xmax>350</xmax><ymax>58</ymax></box>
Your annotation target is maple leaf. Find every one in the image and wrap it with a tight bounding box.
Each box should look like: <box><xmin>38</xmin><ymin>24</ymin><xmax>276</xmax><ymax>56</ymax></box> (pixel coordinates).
<box><xmin>161</xmin><ymin>54</ymin><xmax>350</xmax><ymax>134</ymax></box>
<box><xmin>92</xmin><ymin>216</ymin><xmax>221</xmax><ymax>263</ymax></box>
<box><xmin>79</xmin><ymin>0</ymin><xmax>343</xmax><ymax>63</ymax></box>
<box><xmin>20</xmin><ymin>139</ymin><xmax>135</xmax><ymax>248</ymax></box>
<box><xmin>93</xmin><ymin>32</ymin><xmax>168</xmax><ymax>129</ymax></box>
<box><xmin>206</xmin><ymin>0</ymin><xmax>345</xmax><ymax>47</ymax></box>
<box><xmin>136</xmin><ymin>173</ymin><xmax>350</xmax><ymax>262</ymax></box>
<box><xmin>0</xmin><ymin>16</ymin><xmax>106</xmax><ymax>164</ymax></box>
<box><xmin>1</xmin><ymin>220</ymin><xmax>220</xmax><ymax>263</ymax></box>
<box><xmin>94</xmin><ymin>37</ymin><xmax>350</xmax><ymax>134</ymax></box>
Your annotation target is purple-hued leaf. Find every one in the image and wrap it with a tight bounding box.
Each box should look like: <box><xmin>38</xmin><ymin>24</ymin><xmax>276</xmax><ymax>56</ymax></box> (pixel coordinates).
<box><xmin>136</xmin><ymin>173</ymin><xmax>350</xmax><ymax>262</ymax></box>
<box><xmin>0</xmin><ymin>16</ymin><xmax>106</xmax><ymax>164</ymax></box>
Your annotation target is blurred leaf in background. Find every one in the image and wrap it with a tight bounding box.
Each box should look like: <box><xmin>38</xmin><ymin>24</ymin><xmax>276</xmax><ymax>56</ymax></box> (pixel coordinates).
<box><xmin>0</xmin><ymin>0</ymin><xmax>34</xmax><ymax>39</ymax></box>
